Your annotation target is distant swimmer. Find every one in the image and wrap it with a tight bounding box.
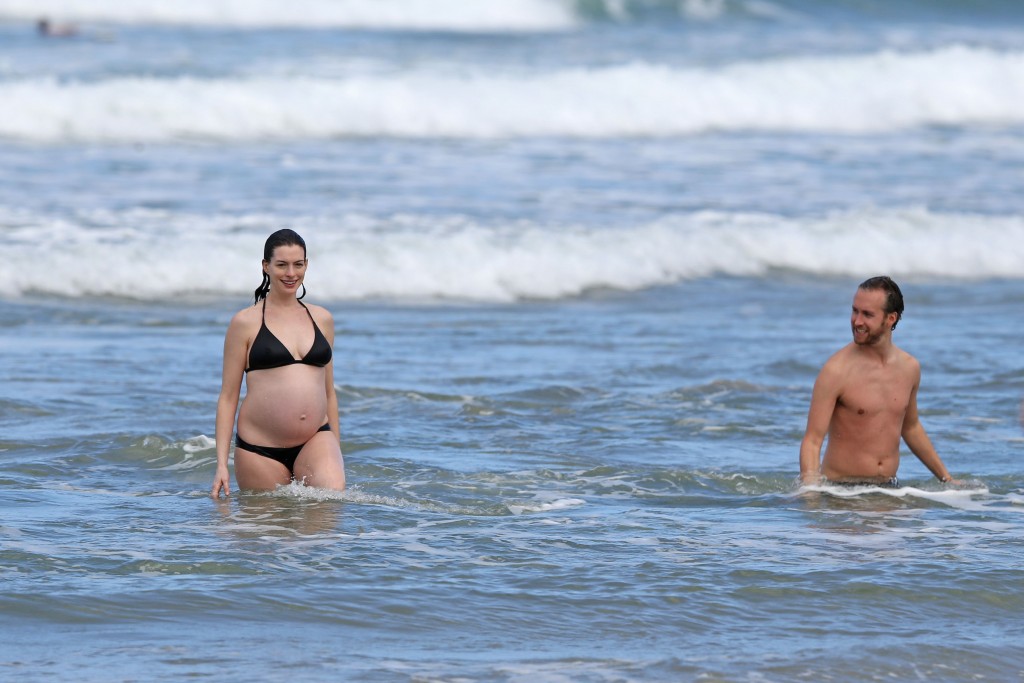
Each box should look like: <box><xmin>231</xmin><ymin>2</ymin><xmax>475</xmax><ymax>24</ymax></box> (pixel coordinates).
<box><xmin>211</xmin><ymin>229</ymin><xmax>346</xmax><ymax>497</ymax></box>
<box><xmin>37</xmin><ymin>18</ymin><xmax>79</xmax><ymax>38</ymax></box>
<box><xmin>799</xmin><ymin>276</ymin><xmax>959</xmax><ymax>486</ymax></box>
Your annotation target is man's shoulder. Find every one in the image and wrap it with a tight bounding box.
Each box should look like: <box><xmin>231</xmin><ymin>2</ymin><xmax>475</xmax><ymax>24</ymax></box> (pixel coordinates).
<box><xmin>823</xmin><ymin>343</ymin><xmax>857</xmax><ymax>369</ymax></box>
<box><xmin>892</xmin><ymin>345</ymin><xmax>922</xmax><ymax>376</ymax></box>
<box><xmin>815</xmin><ymin>344</ymin><xmax>856</xmax><ymax>386</ymax></box>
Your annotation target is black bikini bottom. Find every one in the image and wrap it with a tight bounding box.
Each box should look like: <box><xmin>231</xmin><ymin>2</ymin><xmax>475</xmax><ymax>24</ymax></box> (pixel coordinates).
<box><xmin>235</xmin><ymin>423</ymin><xmax>331</xmax><ymax>473</ymax></box>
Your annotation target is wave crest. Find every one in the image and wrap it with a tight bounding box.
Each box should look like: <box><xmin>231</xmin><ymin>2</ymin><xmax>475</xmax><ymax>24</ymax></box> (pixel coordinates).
<box><xmin>3</xmin><ymin>47</ymin><xmax>1024</xmax><ymax>142</ymax></box>
<box><xmin>0</xmin><ymin>0</ymin><xmax>577</xmax><ymax>31</ymax></box>
<box><xmin>2</xmin><ymin>206</ymin><xmax>1022</xmax><ymax>301</ymax></box>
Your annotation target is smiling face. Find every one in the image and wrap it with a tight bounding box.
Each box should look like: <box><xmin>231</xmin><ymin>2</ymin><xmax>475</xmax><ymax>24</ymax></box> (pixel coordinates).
<box><xmin>263</xmin><ymin>243</ymin><xmax>307</xmax><ymax>298</ymax></box>
<box><xmin>850</xmin><ymin>287</ymin><xmax>897</xmax><ymax>346</ymax></box>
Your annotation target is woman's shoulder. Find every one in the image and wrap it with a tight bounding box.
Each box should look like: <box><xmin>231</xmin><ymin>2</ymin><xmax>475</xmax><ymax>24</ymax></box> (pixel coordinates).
<box><xmin>303</xmin><ymin>302</ymin><xmax>336</xmax><ymax>338</ymax></box>
<box><xmin>228</xmin><ymin>303</ymin><xmax>262</xmax><ymax>330</ymax></box>
<box><xmin>303</xmin><ymin>301</ymin><xmax>335</xmax><ymax>323</ymax></box>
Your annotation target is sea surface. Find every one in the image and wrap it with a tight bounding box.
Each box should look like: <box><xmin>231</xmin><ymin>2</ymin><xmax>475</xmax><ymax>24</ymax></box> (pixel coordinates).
<box><xmin>2</xmin><ymin>1</ymin><xmax>1023</xmax><ymax>681</ymax></box>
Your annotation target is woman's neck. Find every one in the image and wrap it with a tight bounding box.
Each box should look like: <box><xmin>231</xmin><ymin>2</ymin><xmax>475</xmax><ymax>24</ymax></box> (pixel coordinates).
<box><xmin>265</xmin><ymin>290</ymin><xmax>300</xmax><ymax>308</ymax></box>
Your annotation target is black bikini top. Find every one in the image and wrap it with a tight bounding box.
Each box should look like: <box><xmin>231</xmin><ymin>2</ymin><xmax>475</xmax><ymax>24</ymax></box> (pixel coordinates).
<box><xmin>246</xmin><ymin>299</ymin><xmax>332</xmax><ymax>372</ymax></box>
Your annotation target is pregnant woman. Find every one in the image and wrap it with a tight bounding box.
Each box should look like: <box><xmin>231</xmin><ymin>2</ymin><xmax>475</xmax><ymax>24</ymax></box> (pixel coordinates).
<box><xmin>211</xmin><ymin>229</ymin><xmax>345</xmax><ymax>497</ymax></box>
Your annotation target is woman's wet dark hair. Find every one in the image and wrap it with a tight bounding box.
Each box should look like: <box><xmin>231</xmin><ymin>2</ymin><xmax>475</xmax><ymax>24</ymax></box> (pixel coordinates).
<box><xmin>858</xmin><ymin>275</ymin><xmax>904</xmax><ymax>330</ymax></box>
<box><xmin>254</xmin><ymin>229</ymin><xmax>307</xmax><ymax>303</ymax></box>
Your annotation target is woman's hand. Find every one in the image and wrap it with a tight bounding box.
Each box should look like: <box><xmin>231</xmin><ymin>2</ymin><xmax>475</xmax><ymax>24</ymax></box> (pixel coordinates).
<box><xmin>211</xmin><ymin>465</ymin><xmax>231</xmax><ymax>498</ymax></box>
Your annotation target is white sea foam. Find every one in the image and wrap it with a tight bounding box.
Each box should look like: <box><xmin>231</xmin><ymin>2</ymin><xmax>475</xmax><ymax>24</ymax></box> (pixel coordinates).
<box><xmin>181</xmin><ymin>435</ymin><xmax>216</xmax><ymax>454</ymax></box>
<box><xmin>2</xmin><ymin>206</ymin><xmax>1022</xmax><ymax>301</ymax></box>
<box><xmin>2</xmin><ymin>47</ymin><xmax>1024</xmax><ymax>142</ymax></box>
<box><xmin>507</xmin><ymin>497</ymin><xmax>586</xmax><ymax>515</ymax></box>
<box><xmin>802</xmin><ymin>483</ymin><xmax>988</xmax><ymax>499</ymax></box>
<box><xmin>801</xmin><ymin>483</ymin><xmax>1024</xmax><ymax>514</ymax></box>
<box><xmin>0</xmin><ymin>0</ymin><xmax>576</xmax><ymax>31</ymax></box>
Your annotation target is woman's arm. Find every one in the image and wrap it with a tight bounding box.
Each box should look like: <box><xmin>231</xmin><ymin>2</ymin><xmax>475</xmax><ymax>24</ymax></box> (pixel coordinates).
<box><xmin>319</xmin><ymin>307</ymin><xmax>341</xmax><ymax>440</ymax></box>
<box><xmin>211</xmin><ymin>312</ymin><xmax>250</xmax><ymax>498</ymax></box>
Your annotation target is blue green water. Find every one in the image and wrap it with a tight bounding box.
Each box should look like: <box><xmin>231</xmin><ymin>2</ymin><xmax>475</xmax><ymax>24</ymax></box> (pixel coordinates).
<box><xmin>2</xmin><ymin>1</ymin><xmax>1024</xmax><ymax>680</ymax></box>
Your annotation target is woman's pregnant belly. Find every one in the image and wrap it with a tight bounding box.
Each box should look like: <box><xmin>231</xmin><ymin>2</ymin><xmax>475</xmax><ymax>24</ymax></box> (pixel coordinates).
<box><xmin>237</xmin><ymin>366</ymin><xmax>328</xmax><ymax>446</ymax></box>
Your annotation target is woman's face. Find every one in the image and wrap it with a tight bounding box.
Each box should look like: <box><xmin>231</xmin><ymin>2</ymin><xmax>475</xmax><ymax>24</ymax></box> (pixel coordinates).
<box><xmin>263</xmin><ymin>244</ymin><xmax>307</xmax><ymax>297</ymax></box>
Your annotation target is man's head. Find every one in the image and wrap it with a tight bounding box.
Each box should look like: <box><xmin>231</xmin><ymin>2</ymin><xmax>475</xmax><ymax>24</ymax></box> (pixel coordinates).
<box><xmin>851</xmin><ymin>276</ymin><xmax>904</xmax><ymax>346</ymax></box>
<box><xmin>858</xmin><ymin>275</ymin><xmax>904</xmax><ymax>330</ymax></box>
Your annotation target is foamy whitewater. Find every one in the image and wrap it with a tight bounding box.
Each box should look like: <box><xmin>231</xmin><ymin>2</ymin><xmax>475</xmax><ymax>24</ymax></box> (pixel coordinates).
<box><xmin>4</xmin><ymin>206</ymin><xmax>1024</xmax><ymax>300</ymax></box>
<box><xmin>0</xmin><ymin>0</ymin><xmax>578</xmax><ymax>31</ymax></box>
<box><xmin>4</xmin><ymin>47</ymin><xmax>1024</xmax><ymax>142</ymax></box>
<box><xmin>2</xmin><ymin>2</ymin><xmax>1023</xmax><ymax>681</ymax></box>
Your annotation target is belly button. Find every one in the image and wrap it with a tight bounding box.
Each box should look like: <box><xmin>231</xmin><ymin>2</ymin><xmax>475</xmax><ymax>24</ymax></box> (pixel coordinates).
<box><xmin>300</xmin><ymin>414</ymin><xmax>307</xmax><ymax>421</ymax></box>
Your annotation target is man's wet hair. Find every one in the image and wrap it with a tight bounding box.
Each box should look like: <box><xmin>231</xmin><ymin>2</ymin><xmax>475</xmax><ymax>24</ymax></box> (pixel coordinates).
<box><xmin>858</xmin><ymin>275</ymin><xmax>904</xmax><ymax>330</ymax></box>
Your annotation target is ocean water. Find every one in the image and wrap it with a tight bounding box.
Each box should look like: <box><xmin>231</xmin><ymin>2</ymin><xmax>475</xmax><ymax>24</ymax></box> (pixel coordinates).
<box><xmin>1</xmin><ymin>1</ymin><xmax>1023</xmax><ymax>681</ymax></box>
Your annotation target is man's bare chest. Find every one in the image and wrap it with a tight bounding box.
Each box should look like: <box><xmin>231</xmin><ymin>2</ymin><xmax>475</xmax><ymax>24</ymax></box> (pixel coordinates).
<box><xmin>836</xmin><ymin>372</ymin><xmax>913</xmax><ymax>418</ymax></box>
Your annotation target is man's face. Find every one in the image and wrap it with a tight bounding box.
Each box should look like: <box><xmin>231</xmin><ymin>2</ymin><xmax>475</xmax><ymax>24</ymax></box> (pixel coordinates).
<box><xmin>850</xmin><ymin>287</ymin><xmax>894</xmax><ymax>346</ymax></box>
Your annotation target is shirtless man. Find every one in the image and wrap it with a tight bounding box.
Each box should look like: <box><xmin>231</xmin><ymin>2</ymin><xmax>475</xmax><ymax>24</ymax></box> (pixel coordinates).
<box><xmin>799</xmin><ymin>276</ymin><xmax>957</xmax><ymax>486</ymax></box>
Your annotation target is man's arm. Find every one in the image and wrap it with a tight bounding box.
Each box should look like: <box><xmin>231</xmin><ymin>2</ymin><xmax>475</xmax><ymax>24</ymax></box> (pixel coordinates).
<box><xmin>901</xmin><ymin>371</ymin><xmax>955</xmax><ymax>483</ymax></box>
<box><xmin>800</xmin><ymin>362</ymin><xmax>841</xmax><ymax>485</ymax></box>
